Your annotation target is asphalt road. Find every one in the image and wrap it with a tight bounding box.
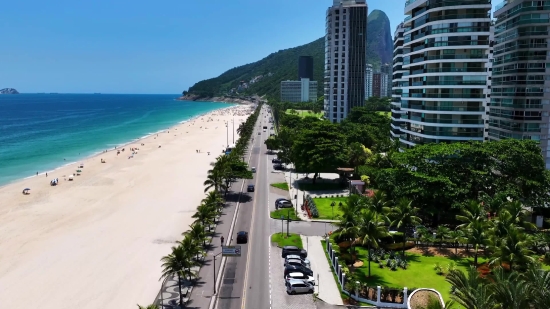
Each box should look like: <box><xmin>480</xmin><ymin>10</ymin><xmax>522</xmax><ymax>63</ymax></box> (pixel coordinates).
<box><xmin>214</xmin><ymin>106</ymin><xmax>271</xmax><ymax>309</ymax></box>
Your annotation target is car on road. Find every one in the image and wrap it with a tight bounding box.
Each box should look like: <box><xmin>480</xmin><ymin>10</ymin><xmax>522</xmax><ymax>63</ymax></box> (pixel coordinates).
<box><xmin>273</xmin><ymin>164</ymin><xmax>284</xmax><ymax>171</ymax></box>
<box><xmin>276</xmin><ymin>200</ymin><xmax>293</xmax><ymax>209</ymax></box>
<box><xmin>285</xmin><ymin>272</ymin><xmax>316</xmax><ymax>285</ymax></box>
<box><xmin>282</xmin><ymin>246</ymin><xmax>307</xmax><ymax>258</ymax></box>
<box><xmin>236</xmin><ymin>231</ymin><xmax>248</xmax><ymax>244</ymax></box>
<box><xmin>247</xmin><ymin>184</ymin><xmax>255</xmax><ymax>192</ymax></box>
<box><xmin>286</xmin><ymin>279</ymin><xmax>314</xmax><ymax>295</ymax></box>
<box><xmin>251</xmin><ymin>167</ymin><xmax>256</xmax><ymax>173</ymax></box>
<box><xmin>272</xmin><ymin>158</ymin><xmax>282</xmax><ymax>164</ymax></box>
<box><xmin>285</xmin><ymin>258</ymin><xmax>311</xmax><ymax>269</ymax></box>
<box><xmin>263</xmin><ymin>129</ymin><xmax>266</xmax><ymax>132</ymax></box>
<box><xmin>284</xmin><ymin>255</ymin><xmax>311</xmax><ymax>268</ymax></box>
<box><xmin>284</xmin><ymin>264</ymin><xmax>313</xmax><ymax>276</ymax></box>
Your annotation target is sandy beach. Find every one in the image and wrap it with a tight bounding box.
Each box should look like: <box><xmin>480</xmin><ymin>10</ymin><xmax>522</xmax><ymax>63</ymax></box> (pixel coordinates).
<box><xmin>0</xmin><ymin>104</ymin><xmax>254</xmax><ymax>308</ymax></box>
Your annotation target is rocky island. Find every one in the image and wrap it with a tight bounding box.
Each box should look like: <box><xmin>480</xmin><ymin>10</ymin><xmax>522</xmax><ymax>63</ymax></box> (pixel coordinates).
<box><xmin>0</xmin><ymin>88</ymin><xmax>19</xmax><ymax>94</ymax></box>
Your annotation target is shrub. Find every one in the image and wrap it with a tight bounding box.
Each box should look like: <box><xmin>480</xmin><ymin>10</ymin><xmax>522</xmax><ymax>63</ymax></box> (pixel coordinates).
<box><xmin>306</xmin><ymin>195</ymin><xmax>320</xmax><ymax>217</ymax></box>
<box><xmin>390</xmin><ymin>260</ymin><xmax>398</xmax><ymax>271</ymax></box>
<box><xmin>446</xmin><ymin>261</ymin><xmax>456</xmax><ymax>273</ymax></box>
<box><xmin>386</xmin><ymin>259</ymin><xmax>392</xmax><ymax>267</ymax></box>
<box><xmin>379</xmin><ymin>262</ymin><xmax>384</xmax><ymax>268</ymax></box>
<box><xmin>399</xmin><ymin>260</ymin><xmax>408</xmax><ymax>269</ymax></box>
<box><xmin>434</xmin><ymin>262</ymin><xmax>444</xmax><ymax>275</ymax></box>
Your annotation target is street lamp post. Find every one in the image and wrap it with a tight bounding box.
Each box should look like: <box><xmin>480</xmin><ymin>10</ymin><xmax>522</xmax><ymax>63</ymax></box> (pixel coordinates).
<box><xmin>225</xmin><ymin>123</ymin><xmax>229</xmax><ymax>147</ymax></box>
<box><xmin>232</xmin><ymin>117</ymin><xmax>235</xmax><ymax>143</ymax></box>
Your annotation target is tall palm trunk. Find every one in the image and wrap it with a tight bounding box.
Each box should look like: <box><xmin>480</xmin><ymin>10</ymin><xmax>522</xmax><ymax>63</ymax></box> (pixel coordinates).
<box><xmin>474</xmin><ymin>245</ymin><xmax>479</xmax><ymax>267</ymax></box>
<box><xmin>177</xmin><ymin>272</ymin><xmax>183</xmax><ymax>307</ymax></box>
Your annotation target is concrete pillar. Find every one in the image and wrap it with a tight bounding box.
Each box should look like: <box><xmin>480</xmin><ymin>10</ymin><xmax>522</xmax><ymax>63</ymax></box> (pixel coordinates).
<box><xmin>403</xmin><ymin>287</ymin><xmax>408</xmax><ymax>305</ymax></box>
<box><xmin>355</xmin><ymin>281</ymin><xmax>360</xmax><ymax>296</ymax></box>
<box><xmin>337</xmin><ymin>264</ymin><xmax>342</xmax><ymax>283</ymax></box>
<box><xmin>335</xmin><ymin>257</ymin><xmax>339</xmax><ymax>270</ymax></box>
<box><xmin>377</xmin><ymin>286</ymin><xmax>381</xmax><ymax>304</ymax></box>
<box><xmin>326</xmin><ymin>237</ymin><xmax>330</xmax><ymax>251</ymax></box>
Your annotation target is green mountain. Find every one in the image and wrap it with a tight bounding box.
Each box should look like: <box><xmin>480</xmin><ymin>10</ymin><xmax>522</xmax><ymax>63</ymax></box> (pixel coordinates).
<box><xmin>185</xmin><ymin>10</ymin><xmax>393</xmax><ymax>98</ymax></box>
<box><xmin>187</xmin><ymin>38</ymin><xmax>325</xmax><ymax>98</ymax></box>
<box><xmin>366</xmin><ymin>10</ymin><xmax>393</xmax><ymax>70</ymax></box>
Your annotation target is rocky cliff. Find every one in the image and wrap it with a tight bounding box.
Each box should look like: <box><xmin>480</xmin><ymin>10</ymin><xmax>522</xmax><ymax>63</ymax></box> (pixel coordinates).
<box><xmin>366</xmin><ymin>10</ymin><xmax>394</xmax><ymax>70</ymax></box>
<box><xmin>0</xmin><ymin>88</ymin><xmax>19</xmax><ymax>94</ymax></box>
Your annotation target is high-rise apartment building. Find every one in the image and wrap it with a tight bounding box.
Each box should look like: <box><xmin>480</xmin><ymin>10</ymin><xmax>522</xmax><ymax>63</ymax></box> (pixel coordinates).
<box><xmin>299</xmin><ymin>56</ymin><xmax>314</xmax><ymax>80</ymax></box>
<box><xmin>396</xmin><ymin>0</ymin><xmax>492</xmax><ymax>147</ymax></box>
<box><xmin>373</xmin><ymin>72</ymin><xmax>389</xmax><ymax>97</ymax></box>
<box><xmin>391</xmin><ymin>22</ymin><xmax>406</xmax><ymax>140</ymax></box>
<box><xmin>324</xmin><ymin>0</ymin><xmax>368</xmax><ymax>123</ymax></box>
<box><xmin>490</xmin><ymin>0</ymin><xmax>550</xmax><ymax>168</ymax></box>
<box><xmin>280</xmin><ymin>79</ymin><xmax>318</xmax><ymax>103</ymax></box>
<box><xmin>381</xmin><ymin>63</ymin><xmax>393</xmax><ymax>97</ymax></box>
<box><xmin>365</xmin><ymin>63</ymin><xmax>373</xmax><ymax>99</ymax></box>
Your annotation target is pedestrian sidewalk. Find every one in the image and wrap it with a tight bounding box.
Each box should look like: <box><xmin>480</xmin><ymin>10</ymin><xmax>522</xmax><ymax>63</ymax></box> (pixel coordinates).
<box><xmin>301</xmin><ymin>235</ymin><xmax>344</xmax><ymax>305</ymax></box>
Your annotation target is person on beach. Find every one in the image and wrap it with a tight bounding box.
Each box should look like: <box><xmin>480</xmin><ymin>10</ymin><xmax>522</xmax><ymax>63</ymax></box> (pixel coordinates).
<box><xmin>46</xmin><ymin>173</ymin><xmax>48</xmax><ymax>177</ymax></box>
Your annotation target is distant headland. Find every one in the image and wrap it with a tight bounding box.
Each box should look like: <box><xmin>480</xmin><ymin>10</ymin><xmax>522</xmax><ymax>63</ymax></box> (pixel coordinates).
<box><xmin>0</xmin><ymin>88</ymin><xmax>19</xmax><ymax>94</ymax></box>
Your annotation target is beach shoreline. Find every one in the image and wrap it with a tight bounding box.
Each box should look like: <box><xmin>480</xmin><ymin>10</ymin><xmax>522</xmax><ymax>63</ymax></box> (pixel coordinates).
<box><xmin>0</xmin><ymin>103</ymin><xmax>244</xmax><ymax>189</ymax></box>
<box><xmin>0</xmin><ymin>104</ymin><xmax>254</xmax><ymax>309</ymax></box>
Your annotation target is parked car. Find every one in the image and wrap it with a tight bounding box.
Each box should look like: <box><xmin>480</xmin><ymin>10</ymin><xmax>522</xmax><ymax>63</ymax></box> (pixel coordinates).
<box><xmin>274</xmin><ymin>198</ymin><xmax>289</xmax><ymax>206</ymax></box>
<box><xmin>272</xmin><ymin>158</ymin><xmax>282</xmax><ymax>164</ymax></box>
<box><xmin>273</xmin><ymin>164</ymin><xmax>284</xmax><ymax>170</ymax></box>
<box><xmin>247</xmin><ymin>184</ymin><xmax>255</xmax><ymax>192</ymax></box>
<box><xmin>251</xmin><ymin>167</ymin><xmax>256</xmax><ymax>173</ymax></box>
<box><xmin>284</xmin><ymin>255</ymin><xmax>311</xmax><ymax>268</ymax></box>
<box><xmin>285</xmin><ymin>272</ymin><xmax>316</xmax><ymax>285</ymax></box>
<box><xmin>284</xmin><ymin>264</ymin><xmax>313</xmax><ymax>276</ymax></box>
<box><xmin>286</xmin><ymin>279</ymin><xmax>314</xmax><ymax>295</ymax></box>
<box><xmin>282</xmin><ymin>246</ymin><xmax>307</xmax><ymax>258</ymax></box>
<box><xmin>236</xmin><ymin>231</ymin><xmax>248</xmax><ymax>244</ymax></box>
<box><xmin>277</xmin><ymin>200</ymin><xmax>293</xmax><ymax>208</ymax></box>
<box><xmin>285</xmin><ymin>258</ymin><xmax>311</xmax><ymax>269</ymax></box>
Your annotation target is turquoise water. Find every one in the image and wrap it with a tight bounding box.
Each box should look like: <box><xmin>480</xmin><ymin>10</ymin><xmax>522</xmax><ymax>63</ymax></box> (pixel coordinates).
<box><xmin>0</xmin><ymin>94</ymin><xmax>232</xmax><ymax>186</ymax></box>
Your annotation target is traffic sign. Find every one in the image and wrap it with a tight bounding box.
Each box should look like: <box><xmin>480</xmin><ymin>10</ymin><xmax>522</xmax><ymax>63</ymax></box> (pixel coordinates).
<box><xmin>222</xmin><ymin>245</ymin><xmax>242</xmax><ymax>257</ymax></box>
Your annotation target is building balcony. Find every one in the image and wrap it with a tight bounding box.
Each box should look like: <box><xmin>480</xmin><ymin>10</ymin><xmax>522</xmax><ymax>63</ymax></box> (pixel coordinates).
<box><xmin>403</xmin><ymin>93</ymin><xmax>485</xmax><ymax>99</ymax></box>
<box><xmin>401</xmin><ymin>115</ymin><xmax>484</xmax><ymax>125</ymax></box>
<box><xmin>409</xmin><ymin>67</ymin><xmax>486</xmax><ymax>75</ymax></box>
<box><xmin>401</xmin><ymin>103</ymin><xmax>485</xmax><ymax>112</ymax></box>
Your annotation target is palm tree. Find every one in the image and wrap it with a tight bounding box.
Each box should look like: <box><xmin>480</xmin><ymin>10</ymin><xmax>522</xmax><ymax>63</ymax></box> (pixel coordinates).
<box><xmin>504</xmin><ymin>200</ymin><xmax>536</xmax><ymax>230</ymax></box>
<box><xmin>489</xmin><ymin>226</ymin><xmax>534</xmax><ymax>270</ymax></box>
<box><xmin>436</xmin><ymin>226</ymin><xmax>451</xmax><ymax>249</ymax></box>
<box><xmin>202</xmin><ymin>191</ymin><xmax>224</xmax><ymax>213</ymax></box>
<box><xmin>391</xmin><ymin>199</ymin><xmax>422</xmax><ymax>256</ymax></box>
<box><xmin>357</xmin><ymin>209</ymin><xmax>389</xmax><ymax>277</ymax></box>
<box><xmin>445</xmin><ymin>267</ymin><xmax>493</xmax><ymax>309</ymax></box>
<box><xmin>489</xmin><ymin>267</ymin><xmax>530</xmax><ymax>309</ymax></box>
<box><xmin>203</xmin><ymin>168</ymin><xmax>226</xmax><ymax>193</ymax></box>
<box><xmin>192</xmin><ymin>203</ymin><xmax>216</xmax><ymax>227</ymax></box>
<box><xmin>367</xmin><ymin>190</ymin><xmax>391</xmax><ymax>224</ymax></box>
<box><xmin>465</xmin><ymin>220</ymin><xmax>487</xmax><ymax>267</ymax></box>
<box><xmin>160</xmin><ymin>246</ymin><xmax>188</xmax><ymax>307</ymax></box>
<box><xmin>456</xmin><ymin>200</ymin><xmax>486</xmax><ymax>230</ymax></box>
<box><xmin>185</xmin><ymin>222</ymin><xmax>208</xmax><ymax>247</ymax></box>
<box><xmin>137</xmin><ymin>305</ymin><xmax>159</xmax><ymax>309</ymax></box>
<box><xmin>334</xmin><ymin>196</ymin><xmax>362</xmax><ymax>254</ymax></box>
<box><xmin>448</xmin><ymin>230</ymin><xmax>465</xmax><ymax>256</ymax></box>
<box><xmin>179</xmin><ymin>235</ymin><xmax>201</xmax><ymax>272</ymax></box>
<box><xmin>347</xmin><ymin>142</ymin><xmax>369</xmax><ymax>175</ymax></box>
<box><xmin>524</xmin><ymin>263</ymin><xmax>550</xmax><ymax>308</ymax></box>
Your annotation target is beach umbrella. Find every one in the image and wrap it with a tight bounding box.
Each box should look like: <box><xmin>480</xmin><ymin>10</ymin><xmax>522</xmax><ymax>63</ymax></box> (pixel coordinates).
<box><xmin>24</xmin><ymin>188</ymin><xmax>30</xmax><ymax>191</ymax></box>
<box><xmin>77</xmin><ymin>170</ymin><xmax>82</xmax><ymax>172</ymax></box>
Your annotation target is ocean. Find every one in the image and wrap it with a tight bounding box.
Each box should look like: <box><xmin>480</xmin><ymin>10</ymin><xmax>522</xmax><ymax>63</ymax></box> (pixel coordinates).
<box><xmin>0</xmin><ymin>94</ymin><xmax>232</xmax><ymax>186</ymax></box>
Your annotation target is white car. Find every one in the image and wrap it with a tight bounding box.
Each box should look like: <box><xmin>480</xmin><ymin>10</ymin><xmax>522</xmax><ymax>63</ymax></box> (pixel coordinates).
<box><xmin>263</xmin><ymin>129</ymin><xmax>266</xmax><ymax>132</ymax></box>
<box><xmin>284</xmin><ymin>255</ymin><xmax>311</xmax><ymax>268</ymax></box>
<box><xmin>286</xmin><ymin>272</ymin><xmax>316</xmax><ymax>285</ymax></box>
<box><xmin>286</xmin><ymin>279</ymin><xmax>314</xmax><ymax>295</ymax></box>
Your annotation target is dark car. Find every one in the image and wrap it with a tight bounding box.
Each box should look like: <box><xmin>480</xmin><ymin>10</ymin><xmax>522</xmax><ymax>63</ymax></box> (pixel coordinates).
<box><xmin>273</xmin><ymin>164</ymin><xmax>284</xmax><ymax>170</ymax></box>
<box><xmin>272</xmin><ymin>158</ymin><xmax>282</xmax><ymax>164</ymax></box>
<box><xmin>236</xmin><ymin>231</ymin><xmax>248</xmax><ymax>244</ymax></box>
<box><xmin>285</xmin><ymin>258</ymin><xmax>311</xmax><ymax>269</ymax></box>
<box><xmin>282</xmin><ymin>246</ymin><xmax>307</xmax><ymax>259</ymax></box>
<box><xmin>284</xmin><ymin>264</ymin><xmax>313</xmax><ymax>276</ymax></box>
<box><xmin>247</xmin><ymin>184</ymin><xmax>255</xmax><ymax>192</ymax></box>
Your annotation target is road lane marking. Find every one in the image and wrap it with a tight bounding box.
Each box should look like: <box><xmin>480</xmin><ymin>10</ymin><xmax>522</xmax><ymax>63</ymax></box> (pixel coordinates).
<box><xmin>240</xmin><ymin>122</ymin><xmax>264</xmax><ymax>308</ymax></box>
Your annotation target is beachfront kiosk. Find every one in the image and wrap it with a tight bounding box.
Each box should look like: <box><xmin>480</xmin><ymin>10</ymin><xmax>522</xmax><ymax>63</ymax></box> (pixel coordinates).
<box><xmin>225</xmin><ymin>144</ymin><xmax>235</xmax><ymax>155</ymax></box>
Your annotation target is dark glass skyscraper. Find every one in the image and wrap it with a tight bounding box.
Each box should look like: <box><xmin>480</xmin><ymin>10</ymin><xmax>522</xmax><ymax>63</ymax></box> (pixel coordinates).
<box><xmin>298</xmin><ymin>56</ymin><xmax>314</xmax><ymax>80</ymax></box>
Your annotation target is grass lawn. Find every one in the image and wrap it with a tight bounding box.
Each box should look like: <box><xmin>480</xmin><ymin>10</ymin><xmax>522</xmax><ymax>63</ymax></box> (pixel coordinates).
<box><xmin>270</xmin><ymin>182</ymin><xmax>289</xmax><ymax>191</ymax></box>
<box><xmin>377</xmin><ymin>111</ymin><xmax>391</xmax><ymax>118</ymax></box>
<box><xmin>285</xmin><ymin>109</ymin><xmax>323</xmax><ymax>119</ymax></box>
<box><xmin>271</xmin><ymin>233</ymin><xmax>303</xmax><ymax>248</ymax></box>
<box><xmin>312</xmin><ymin>197</ymin><xmax>347</xmax><ymax>220</ymax></box>
<box><xmin>298</xmin><ymin>182</ymin><xmax>344</xmax><ymax>192</ymax></box>
<box><xmin>270</xmin><ymin>209</ymin><xmax>300</xmax><ymax>221</ymax></box>
<box><xmin>326</xmin><ymin>238</ymin><xmax>488</xmax><ymax>304</ymax></box>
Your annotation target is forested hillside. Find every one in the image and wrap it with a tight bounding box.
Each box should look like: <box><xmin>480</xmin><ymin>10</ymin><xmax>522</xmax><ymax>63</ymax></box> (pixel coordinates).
<box><xmin>185</xmin><ymin>10</ymin><xmax>393</xmax><ymax>98</ymax></box>
<box><xmin>187</xmin><ymin>38</ymin><xmax>325</xmax><ymax>98</ymax></box>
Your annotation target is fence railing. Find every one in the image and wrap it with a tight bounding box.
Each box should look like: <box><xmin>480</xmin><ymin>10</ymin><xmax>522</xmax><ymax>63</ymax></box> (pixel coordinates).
<box><xmin>325</xmin><ymin>238</ymin><xmax>409</xmax><ymax>308</ymax></box>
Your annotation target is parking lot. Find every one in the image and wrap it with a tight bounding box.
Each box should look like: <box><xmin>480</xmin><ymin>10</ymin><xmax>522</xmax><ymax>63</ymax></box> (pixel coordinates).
<box><xmin>270</xmin><ymin>245</ymin><xmax>316</xmax><ymax>309</ymax></box>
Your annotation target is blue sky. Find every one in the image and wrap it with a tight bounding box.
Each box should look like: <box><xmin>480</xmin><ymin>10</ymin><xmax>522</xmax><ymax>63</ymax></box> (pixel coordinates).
<box><xmin>0</xmin><ymin>0</ymin><xmax>495</xmax><ymax>94</ymax></box>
